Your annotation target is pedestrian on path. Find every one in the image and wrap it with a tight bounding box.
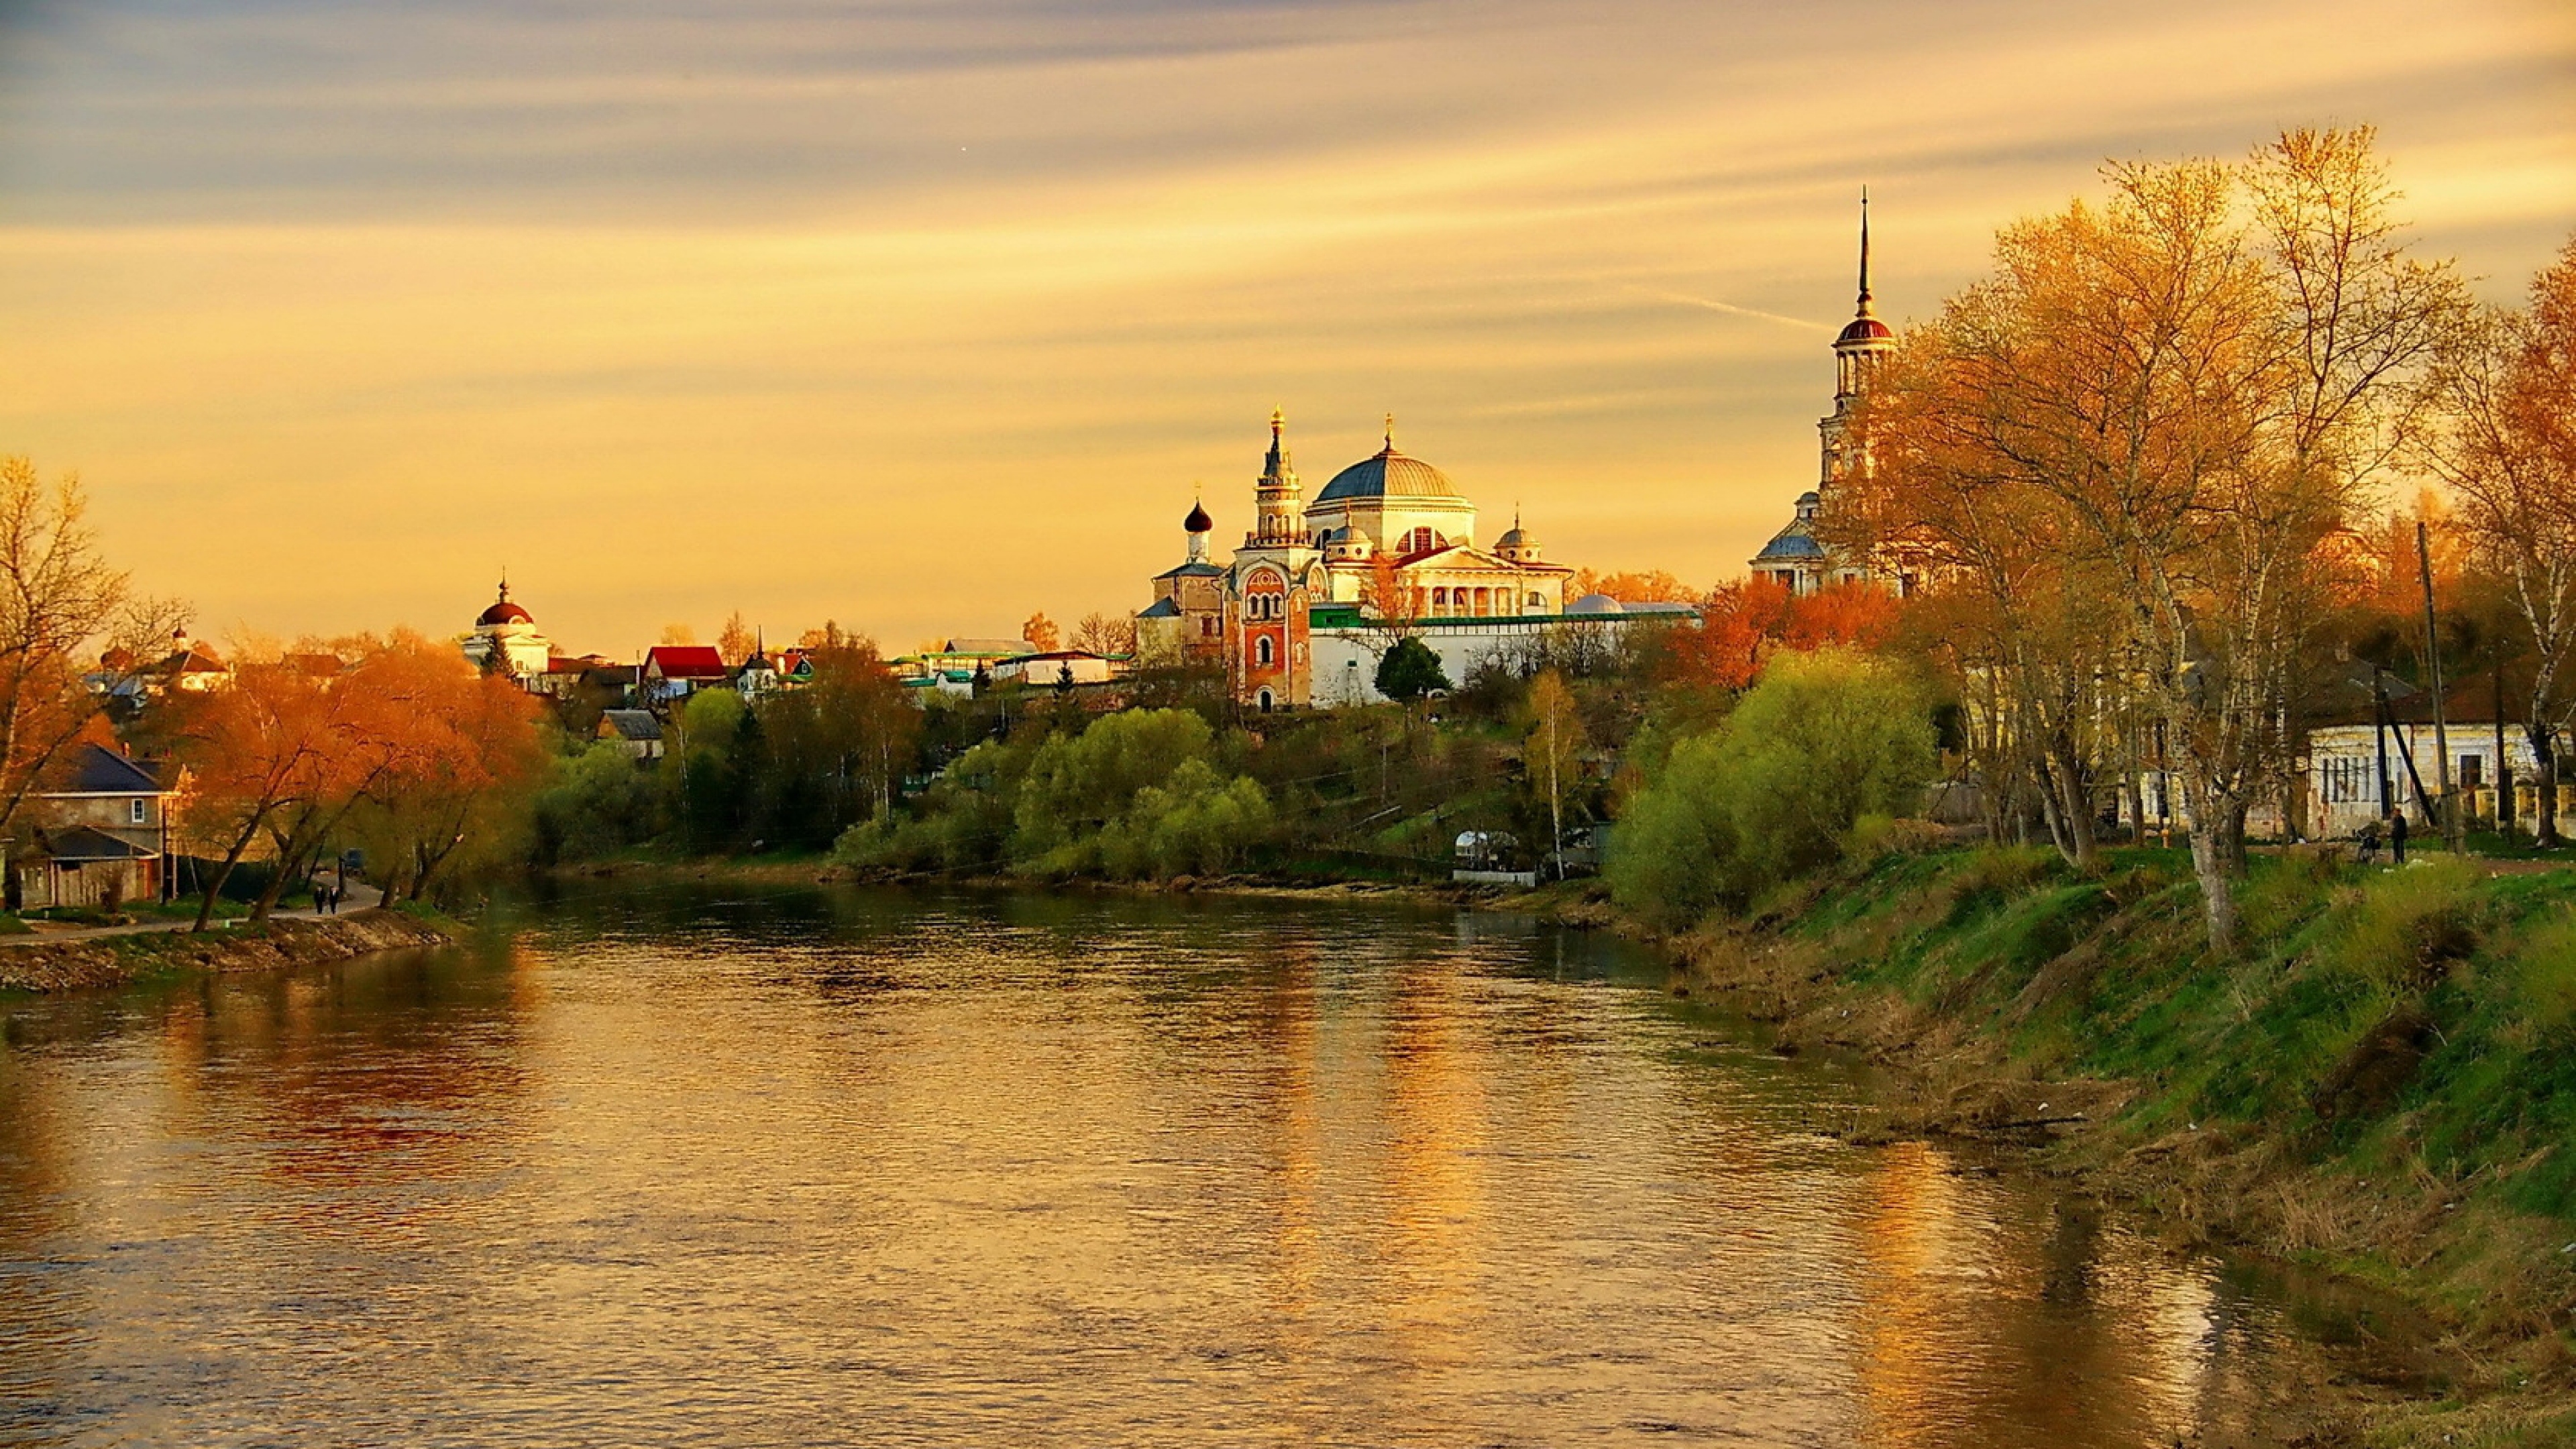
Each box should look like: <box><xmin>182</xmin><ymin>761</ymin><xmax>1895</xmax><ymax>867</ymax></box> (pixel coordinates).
<box><xmin>2392</xmin><ymin>810</ymin><xmax>2410</xmax><ymax>865</ymax></box>
<box><xmin>310</xmin><ymin>879</ymin><xmax>329</xmax><ymax>914</ymax></box>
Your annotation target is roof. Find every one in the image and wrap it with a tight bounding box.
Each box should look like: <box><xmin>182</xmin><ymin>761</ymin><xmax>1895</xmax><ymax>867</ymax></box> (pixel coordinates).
<box><xmin>643</xmin><ymin>645</ymin><xmax>731</xmax><ymax>680</ymax></box>
<box><xmin>1752</xmin><ymin>519</ymin><xmax>1827</xmax><ymax>561</ymax></box>
<box><xmin>1152</xmin><ymin>561</ymin><xmax>1226</xmax><ymax>582</ymax></box>
<box><xmin>477</xmin><ymin>601</ymin><xmax>533</xmax><ymax>626</ymax></box>
<box><xmin>1314</xmin><ymin>446</ymin><xmax>1464</xmax><ymax>504</ymax></box>
<box><xmin>598</xmin><ymin>709</ymin><xmax>663</xmax><ymax>741</ymax></box>
<box><xmin>40</xmin><ymin>824</ymin><xmax>157</xmax><ymax>861</ymax></box>
<box><xmin>1136</xmin><ymin>597</ymin><xmax>1182</xmax><ymax>619</ymax></box>
<box><xmin>1836</xmin><ymin>316</ymin><xmax>1894</xmax><ymax>345</ymax></box>
<box><xmin>53</xmin><ymin>743</ymin><xmax>164</xmax><ymax>796</ymax></box>
<box><xmin>938</xmin><ymin>638</ymin><xmax>1032</xmax><ymax>656</ymax></box>
<box><xmin>160</xmin><ymin>644</ymin><xmax>227</xmax><ymax>675</ymax></box>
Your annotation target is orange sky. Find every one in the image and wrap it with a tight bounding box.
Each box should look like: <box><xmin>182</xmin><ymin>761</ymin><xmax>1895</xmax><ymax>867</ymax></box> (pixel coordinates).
<box><xmin>2</xmin><ymin>0</ymin><xmax>2571</xmax><ymax>655</ymax></box>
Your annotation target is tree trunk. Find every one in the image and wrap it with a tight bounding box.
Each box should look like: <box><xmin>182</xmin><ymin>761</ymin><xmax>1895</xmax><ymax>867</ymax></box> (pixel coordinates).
<box><xmin>193</xmin><ymin>829</ymin><xmax>260</xmax><ymax>932</ymax></box>
<box><xmin>2532</xmin><ymin>723</ymin><xmax>2562</xmax><ymax>849</ymax></box>
<box><xmin>2186</xmin><ymin>810</ymin><xmax>2241</xmax><ymax>955</ymax></box>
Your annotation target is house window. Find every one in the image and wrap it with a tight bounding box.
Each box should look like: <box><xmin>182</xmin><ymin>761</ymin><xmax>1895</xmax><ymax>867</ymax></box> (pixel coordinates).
<box><xmin>2461</xmin><ymin>754</ymin><xmax>2484</xmax><ymax>790</ymax></box>
<box><xmin>1527</xmin><ymin>591</ymin><xmax>1542</xmax><ymax>608</ymax></box>
<box><xmin>129</xmin><ymin>798</ymin><xmax>147</xmax><ymax>824</ymax></box>
<box><xmin>2320</xmin><ymin>757</ymin><xmax>2375</xmax><ymax>805</ymax></box>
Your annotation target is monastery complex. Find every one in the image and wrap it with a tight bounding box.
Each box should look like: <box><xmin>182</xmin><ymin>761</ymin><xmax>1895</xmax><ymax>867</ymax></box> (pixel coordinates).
<box><xmin>1140</xmin><ymin>203</ymin><xmax>1895</xmax><ymax>708</ymax></box>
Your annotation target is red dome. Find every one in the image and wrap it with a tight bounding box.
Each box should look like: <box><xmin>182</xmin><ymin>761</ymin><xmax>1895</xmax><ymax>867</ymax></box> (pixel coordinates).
<box><xmin>1835</xmin><ymin>316</ymin><xmax>1892</xmax><ymax>345</ymax></box>
<box><xmin>477</xmin><ymin>600</ymin><xmax>533</xmax><ymax>627</ymax></box>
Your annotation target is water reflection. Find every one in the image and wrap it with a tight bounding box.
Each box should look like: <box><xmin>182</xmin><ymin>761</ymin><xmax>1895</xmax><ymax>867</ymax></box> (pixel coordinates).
<box><xmin>0</xmin><ymin>882</ymin><xmax>2377</xmax><ymax>1446</ymax></box>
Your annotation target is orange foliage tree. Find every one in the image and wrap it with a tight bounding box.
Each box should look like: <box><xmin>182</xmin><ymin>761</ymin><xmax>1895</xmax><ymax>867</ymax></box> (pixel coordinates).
<box><xmin>1569</xmin><ymin>569</ymin><xmax>1700</xmax><ymax>605</ymax></box>
<box><xmin>1657</xmin><ymin>580</ymin><xmax>1900</xmax><ymax>694</ymax></box>
<box><xmin>176</xmin><ymin>634</ymin><xmax>545</xmax><ymax>925</ymax></box>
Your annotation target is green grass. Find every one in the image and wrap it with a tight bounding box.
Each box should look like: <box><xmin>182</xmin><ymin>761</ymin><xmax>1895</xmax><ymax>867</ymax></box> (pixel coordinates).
<box><xmin>1758</xmin><ymin>843</ymin><xmax>2576</xmax><ymax>1356</ymax></box>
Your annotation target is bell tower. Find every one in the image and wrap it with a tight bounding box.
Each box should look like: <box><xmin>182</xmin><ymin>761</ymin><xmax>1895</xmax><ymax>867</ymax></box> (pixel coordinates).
<box><xmin>1821</xmin><ymin>191</ymin><xmax>1895</xmax><ymax>490</ymax></box>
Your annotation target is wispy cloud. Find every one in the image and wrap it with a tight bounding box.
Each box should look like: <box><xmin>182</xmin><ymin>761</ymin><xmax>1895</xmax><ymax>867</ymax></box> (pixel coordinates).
<box><xmin>0</xmin><ymin>0</ymin><xmax>2568</xmax><ymax>646</ymax></box>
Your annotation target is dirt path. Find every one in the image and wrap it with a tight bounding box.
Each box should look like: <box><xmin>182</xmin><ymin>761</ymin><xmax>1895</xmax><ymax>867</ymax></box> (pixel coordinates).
<box><xmin>1</xmin><ymin>881</ymin><xmax>388</xmax><ymax>946</ymax></box>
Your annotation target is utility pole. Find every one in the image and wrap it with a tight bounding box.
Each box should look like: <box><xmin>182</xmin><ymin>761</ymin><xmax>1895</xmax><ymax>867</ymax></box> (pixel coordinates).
<box><xmin>2418</xmin><ymin>521</ymin><xmax>2461</xmax><ymax>852</ymax></box>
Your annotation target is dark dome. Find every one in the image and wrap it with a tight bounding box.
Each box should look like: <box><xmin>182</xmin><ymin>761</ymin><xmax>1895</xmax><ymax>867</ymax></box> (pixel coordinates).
<box><xmin>1313</xmin><ymin>447</ymin><xmax>1463</xmax><ymax>504</ymax></box>
<box><xmin>477</xmin><ymin>600</ymin><xmax>533</xmax><ymax>627</ymax></box>
<box><xmin>1836</xmin><ymin>316</ymin><xmax>1893</xmax><ymax>345</ymax></box>
<box><xmin>1183</xmin><ymin>500</ymin><xmax>1212</xmax><ymax>533</ymax></box>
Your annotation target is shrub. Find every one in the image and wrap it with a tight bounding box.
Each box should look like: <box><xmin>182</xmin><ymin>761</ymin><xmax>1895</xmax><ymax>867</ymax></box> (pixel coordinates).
<box><xmin>2327</xmin><ymin>857</ymin><xmax>2487</xmax><ymax>989</ymax></box>
<box><xmin>1606</xmin><ymin>649</ymin><xmax>1935</xmax><ymax>927</ymax></box>
<box><xmin>2512</xmin><ymin>908</ymin><xmax>2576</xmax><ymax>1038</ymax></box>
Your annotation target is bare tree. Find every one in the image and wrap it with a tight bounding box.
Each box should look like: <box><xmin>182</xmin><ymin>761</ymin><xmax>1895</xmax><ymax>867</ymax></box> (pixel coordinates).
<box><xmin>2419</xmin><ymin>235</ymin><xmax>2576</xmax><ymax>845</ymax></box>
<box><xmin>0</xmin><ymin>458</ymin><xmax>188</xmax><ymax>848</ymax></box>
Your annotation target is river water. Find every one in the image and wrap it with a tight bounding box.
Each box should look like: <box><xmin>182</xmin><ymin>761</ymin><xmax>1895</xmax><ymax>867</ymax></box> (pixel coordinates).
<box><xmin>0</xmin><ymin>883</ymin><xmax>2402</xmax><ymax>1446</ymax></box>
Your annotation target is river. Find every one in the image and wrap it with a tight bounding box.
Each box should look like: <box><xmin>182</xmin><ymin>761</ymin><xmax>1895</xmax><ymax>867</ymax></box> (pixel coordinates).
<box><xmin>0</xmin><ymin>882</ymin><xmax>2410</xmax><ymax>1446</ymax></box>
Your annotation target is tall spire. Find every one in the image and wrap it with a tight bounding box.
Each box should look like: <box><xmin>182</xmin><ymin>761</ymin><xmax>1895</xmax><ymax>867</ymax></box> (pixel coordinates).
<box><xmin>1252</xmin><ymin>407</ymin><xmax>1303</xmax><ymax>545</ymax></box>
<box><xmin>1856</xmin><ymin>187</ymin><xmax>1874</xmax><ymax>317</ymax></box>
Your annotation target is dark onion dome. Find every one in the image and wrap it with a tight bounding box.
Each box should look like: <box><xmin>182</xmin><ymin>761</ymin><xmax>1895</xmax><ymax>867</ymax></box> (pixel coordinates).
<box><xmin>1183</xmin><ymin>500</ymin><xmax>1212</xmax><ymax>533</ymax></box>
<box><xmin>1836</xmin><ymin>315</ymin><xmax>1892</xmax><ymax>345</ymax></box>
<box><xmin>1495</xmin><ymin>524</ymin><xmax>1535</xmax><ymax>550</ymax></box>
<box><xmin>1313</xmin><ymin>445</ymin><xmax>1464</xmax><ymax>504</ymax></box>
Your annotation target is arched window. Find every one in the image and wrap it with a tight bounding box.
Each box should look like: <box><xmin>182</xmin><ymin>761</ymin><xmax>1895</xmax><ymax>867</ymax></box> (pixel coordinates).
<box><xmin>1526</xmin><ymin>590</ymin><xmax>1542</xmax><ymax>608</ymax></box>
<box><xmin>1256</xmin><ymin>637</ymin><xmax>1275</xmax><ymax>667</ymax></box>
<box><xmin>1257</xmin><ymin>688</ymin><xmax>1274</xmax><ymax>713</ymax></box>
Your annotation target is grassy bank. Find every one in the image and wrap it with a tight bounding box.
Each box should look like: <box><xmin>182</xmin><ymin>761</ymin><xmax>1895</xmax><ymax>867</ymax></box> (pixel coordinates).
<box><xmin>0</xmin><ymin>908</ymin><xmax>456</xmax><ymax>994</ymax></box>
<box><xmin>1582</xmin><ymin>843</ymin><xmax>2576</xmax><ymax>1446</ymax></box>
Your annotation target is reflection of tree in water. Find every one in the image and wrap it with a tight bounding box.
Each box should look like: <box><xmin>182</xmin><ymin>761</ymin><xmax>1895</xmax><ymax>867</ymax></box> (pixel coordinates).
<box><xmin>0</xmin><ymin>1060</ymin><xmax>88</xmax><ymax>1423</ymax></box>
<box><xmin>174</xmin><ymin>943</ymin><xmax>537</xmax><ymax>1195</ymax></box>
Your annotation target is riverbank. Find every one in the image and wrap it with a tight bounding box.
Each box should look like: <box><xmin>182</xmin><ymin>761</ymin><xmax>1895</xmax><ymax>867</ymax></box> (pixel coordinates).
<box><xmin>0</xmin><ymin>908</ymin><xmax>456</xmax><ymax>994</ymax></box>
<box><xmin>1548</xmin><ymin>845</ymin><xmax>2576</xmax><ymax>1447</ymax></box>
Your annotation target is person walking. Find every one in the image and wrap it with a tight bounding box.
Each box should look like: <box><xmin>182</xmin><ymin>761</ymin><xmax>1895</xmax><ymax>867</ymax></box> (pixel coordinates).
<box><xmin>2391</xmin><ymin>810</ymin><xmax>2410</xmax><ymax>865</ymax></box>
<box><xmin>2357</xmin><ymin>819</ymin><xmax>2381</xmax><ymax>865</ymax></box>
<box><xmin>310</xmin><ymin>879</ymin><xmax>329</xmax><ymax>914</ymax></box>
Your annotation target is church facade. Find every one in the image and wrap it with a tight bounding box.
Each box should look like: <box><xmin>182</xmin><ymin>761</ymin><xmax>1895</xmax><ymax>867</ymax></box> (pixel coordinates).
<box><xmin>1750</xmin><ymin>199</ymin><xmax>1901</xmax><ymax>595</ymax></box>
<box><xmin>1138</xmin><ymin>411</ymin><xmax>1577</xmax><ymax>709</ymax></box>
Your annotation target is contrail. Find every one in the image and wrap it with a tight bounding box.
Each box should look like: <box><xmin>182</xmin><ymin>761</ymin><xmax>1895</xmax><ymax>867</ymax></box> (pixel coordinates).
<box><xmin>1633</xmin><ymin>286</ymin><xmax>1819</xmax><ymax>331</ymax></box>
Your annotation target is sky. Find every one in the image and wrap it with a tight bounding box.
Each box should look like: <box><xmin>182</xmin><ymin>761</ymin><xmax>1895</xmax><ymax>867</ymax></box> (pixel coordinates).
<box><xmin>1</xmin><ymin>0</ymin><xmax>2571</xmax><ymax>655</ymax></box>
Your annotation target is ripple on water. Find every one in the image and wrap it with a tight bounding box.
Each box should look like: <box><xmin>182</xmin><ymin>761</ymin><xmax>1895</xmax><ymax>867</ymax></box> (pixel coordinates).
<box><xmin>0</xmin><ymin>882</ymin><xmax>2365</xmax><ymax>1447</ymax></box>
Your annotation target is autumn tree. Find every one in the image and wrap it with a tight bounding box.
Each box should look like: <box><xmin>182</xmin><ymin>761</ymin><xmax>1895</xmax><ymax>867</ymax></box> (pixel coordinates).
<box><xmin>0</xmin><ymin>459</ymin><xmax>187</xmax><ymax>850</ymax></box>
<box><xmin>718</xmin><ymin>611</ymin><xmax>759</xmax><ymax>665</ymax></box>
<box><xmin>2418</xmin><ymin>233</ymin><xmax>2576</xmax><ymax>845</ymax></box>
<box><xmin>1568</xmin><ymin>569</ymin><xmax>1699</xmax><ymax>604</ymax></box>
<box><xmin>1522</xmin><ymin>669</ymin><xmax>1588</xmax><ymax>877</ymax></box>
<box><xmin>1841</xmin><ymin>127</ymin><xmax>2461</xmax><ymax>949</ymax></box>
<box><xmin>176</xmin><ymin>654</ymin><xmax>380</xmax><ymax>928</ymax></box>
<box><xmin>345</xmin><ymin>642</ymin><xmax>547</xmax><ymax>904</ymax></box>
<box><xmin>1021</xmin><ymin>612</ymin><xmax>1061</xmax><ymax>652</ymax></box>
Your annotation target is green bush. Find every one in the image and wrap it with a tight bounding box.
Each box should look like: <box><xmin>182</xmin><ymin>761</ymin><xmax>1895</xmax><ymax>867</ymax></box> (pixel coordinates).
<box><xmin>1607</xmin><ymin>649</ymin><xmax>1935</xmax><ymax>927</ymax></box>
<box><xmin>837</xmin><ymin>708</ymin><xmax>1275</xmax><ymax>880</ymax></box>
<box><xmin>2511</xmin><ymin>908</ymin><xmax>2576</xmax><ymax>1038</ymax></box>
<box><xmin>2328</xmin><ymin>857</ymin><xmax>2487</xmax><ymax>989</ymax></box>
